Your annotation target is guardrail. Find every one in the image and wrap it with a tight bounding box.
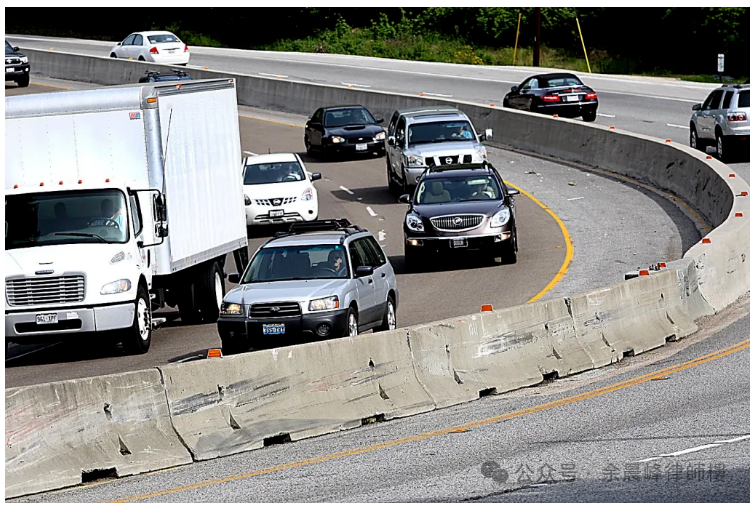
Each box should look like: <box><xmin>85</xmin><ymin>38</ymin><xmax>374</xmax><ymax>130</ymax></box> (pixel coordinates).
<box><xmin>5</xmin><ymin>48</ymin><xmax>749</xmax><ymax>499</ymax></box>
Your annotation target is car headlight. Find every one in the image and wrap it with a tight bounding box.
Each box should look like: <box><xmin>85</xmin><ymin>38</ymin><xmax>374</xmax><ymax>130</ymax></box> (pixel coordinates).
<box><xmin>302</xmin><ymin>188</ymin><xmax>314</xmax><ymax>201</ymax></box>
<box><xmin>100</xmin><ymin>279</ymin><xmax>132</xmax><ymax>295</ymax></box>
<box><xmin>19</xmin><ymin>56</ymin><xmax>28</xmax><ymax>64</ymax></box>
<box><xmin>472</xmin><ymin>147</ymin><xmax>487</xmax><ymax>162</ymax></box>
<box><xmin>406</xmin><ymin>154</ymin><xmax>424</xmax><ymax>167</ymax></box>
<box><xmin>490</xmin><ymin>208</ymin><xmax>511</xmax><ymax>228</ymax></box>
<box><xmin>244</xmin><ymin>194</ymin><xmax>251</xmax><ymax>206</ymax></box>
<box><xmin>406</xmin><ymin>213</ymin><xmax>424</xmax><ymax>232</ymax></box>
<box><xmin>374</xmin><ymin>131</ymin><xmax>386</xmax><ymax>141</ymax></box>
<box><xmin>220</xmin><ymin>302</ymin><xmax>243</xmax><ymax>315</ymax></box>
<box><xmin>309</xmin><ymin>296</ymin><xmax>339</xmax><ymax>312</ymax></box>
<box><xmin>330</xmin><ymin>136</ymin><xmax>345</xmax><ymax>144</ymax></box>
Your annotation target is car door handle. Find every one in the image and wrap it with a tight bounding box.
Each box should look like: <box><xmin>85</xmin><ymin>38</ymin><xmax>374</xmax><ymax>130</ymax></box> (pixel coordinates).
<box><xmin>368</xmin><ymin>278</ymin><xmax>373</xmax><ymax>284</ymax></box>
<box><xmin>381</xmin><ymin>272</ymin><xmax>386</xmax><ymax>278</ymax></box>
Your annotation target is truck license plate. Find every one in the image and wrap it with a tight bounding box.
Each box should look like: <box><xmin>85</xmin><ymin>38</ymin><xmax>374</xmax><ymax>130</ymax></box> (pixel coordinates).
<box><xmin>566</xmin><ymin>95</ymin><xmax>578</xmax><ymax>102</ymax></box>
<box><xmin>355</xmin><ymin>143</ymin><xmax>367</xmax><ymax>151</ymax></box>
<box><xmin>269</xmin><ymin>209</ymin><xmax>284</xmax><ymax>218</ymax></box>
<box><xmin>263</xmin><ymin>323</ymin><xmax>285</xmax><ymax>335</ymax></box>
<box><xmin>36</xmin><ymin>313</ymin><xmax>58</xmax><ymax>325</ymax></box>
<box><xmin>450</xmin><ymin>238</ymin><xmax>468</xmax><ymax>248</ymax></box>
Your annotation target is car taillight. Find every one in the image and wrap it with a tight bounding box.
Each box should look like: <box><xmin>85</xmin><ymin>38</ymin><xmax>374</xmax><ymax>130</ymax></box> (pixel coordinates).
<box><xmin>542</xmin><ymin>94</ymin><xmax>560</xmax><ymax>102</ymax></box>
<box><xmin>728</xmin><ymin>112</ymin><xmax>747</xmax><ymax>122</ymax></box>
<box><xmin>184</xmin><ymin>44</ymin><xmax>189</xmax><ymax>52</ymax></box>
<box><xmin>585</xmin><ymin>92</ymin><xmax>597</xmax><ymax>100</ymax></box>
<box><xmin>150</xmin><ymin>47</ymin><xmax>159</xmax><ymax>54</ymax></box>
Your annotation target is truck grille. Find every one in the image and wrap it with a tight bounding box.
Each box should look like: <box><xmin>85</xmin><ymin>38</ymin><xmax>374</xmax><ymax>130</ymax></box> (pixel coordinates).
<box><xmin>249</xmin><ymin>302</ymin><xmax>301</xmax><ymax>318</ymax></box>
<box><xmin>5</xmin><ymin>57</ymin><xmax>22</xmax><ymax>65</ymax></box>
<box><xmin>430</xmin><ymin>214</ymin><xmax>484</xmax><ymax>232</ymax></box>
<box><xmin>425</xmin><ymin>155</ymin><xmax>472</xmax><ymax>166</ymax></box>
<box><xmin>6</xmin><ymin>275</ymin><xmax>86</xmax><ymax>307</ymax></box>
<box><xmin>255</xmin><ymin>197</ymin><xmax>297</xmax><ymax>206</ymax></box>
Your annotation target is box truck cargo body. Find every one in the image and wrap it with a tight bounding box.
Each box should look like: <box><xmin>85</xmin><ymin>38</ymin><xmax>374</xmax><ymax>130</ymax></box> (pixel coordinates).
<box><xmin>5</xmin><ymin>78</ymin><xmax>248</xmax><ymax>353</ymax></box>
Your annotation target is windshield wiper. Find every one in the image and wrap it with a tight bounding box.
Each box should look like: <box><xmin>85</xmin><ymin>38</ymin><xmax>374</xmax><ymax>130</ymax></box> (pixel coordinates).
<box><xmin>53</xmin><ymin>232</ymin><xmax>108</xmax><ymax>243</ymax></box>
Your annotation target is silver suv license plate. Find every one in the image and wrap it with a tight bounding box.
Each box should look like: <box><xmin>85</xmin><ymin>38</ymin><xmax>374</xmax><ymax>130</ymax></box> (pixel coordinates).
<box><xmin>263</xmin><ymin>323</ymin><xmax>285</xmax><ymax>335</ymax></box>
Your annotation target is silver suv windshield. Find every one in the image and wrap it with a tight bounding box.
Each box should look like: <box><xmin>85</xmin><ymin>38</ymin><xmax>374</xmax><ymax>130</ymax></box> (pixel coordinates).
<box><xmin>408</xmin><ymin>120</ymin><xmax>475</xmax><ymax>146</ymax></box>
<box><xmin>738</xmin><ymin>91</ymin><xmax>750</xmax><ymax>108</ymax></box>
<box><xmin>6</xmin><ymin>189</ymin><xmax>129</xmax><ymax>250</ymax></box>
<box><xmin>243</xmin><ymin>244</ymin><xmax>350</xmax><ymax>282</ymax></box>
<box><xmin>244</xmin><ymin>161</ymin><xmax>305</xmax><ymax>185</ymax></box>
<box><xmin>416</xmin><ymin>175</ymin><xmax>502</xmax><ymax>204</ymax></box>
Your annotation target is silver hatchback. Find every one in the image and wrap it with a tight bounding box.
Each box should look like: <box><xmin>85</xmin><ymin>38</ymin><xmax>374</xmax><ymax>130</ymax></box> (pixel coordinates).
<box><xmin>690</xmin><ymin>83</ymin><xmax>750</xmax><ymax>162</ymax></box>
<box><xmin>218</xmin><ymin>219</ymin><xmax>398</xmax><ymax>354</ymax></box>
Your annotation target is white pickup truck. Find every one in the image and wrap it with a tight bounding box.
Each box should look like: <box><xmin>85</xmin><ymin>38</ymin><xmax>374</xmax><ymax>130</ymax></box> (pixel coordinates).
<box><xmin>5</xmin><ymin>78</ymin><xmax>249</xmax><ymax>354</ymax></box>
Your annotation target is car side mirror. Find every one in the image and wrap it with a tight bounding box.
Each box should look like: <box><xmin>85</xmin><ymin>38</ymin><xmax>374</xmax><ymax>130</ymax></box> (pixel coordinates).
<box><xmin>228</xmin><ymin>273</ymin><xmax>241</xmax><ymax>284</ymax></box>
<box><xmin>13</xmin><ymin>46</ymin><xmax>20</xmax><ymax>52</ymax></box>
<box><xmin>511</xmin><ymin>86</ymin><xmax>518</xmax><ymax>92</ymax></box>
<box><xmin>356</xmin><ymin>265</ymin><xmax>374</xmax><ymax>277</ymax></box>
<box><xmin>507</xmin><ymin>188</ymin><xmax>520</xmax><ymax>197</ymax></box>
<box><xmin>692</xmin><ymin>104</ymin><xmax>702</xmax><ymax>111</ymax></box>
<box><xmin>398</xmin><ymin>194</ymin><xmax>411</xmax><ymax>204</ymax></box>
<box><xmin>479</xmin><ymin>128</ymin><xmax>493</xmax><ymax>141</ymax></box>
<box><xmin>387</xmin><ymin>136</ymin><xmax>396</xmax><ymax>146</ymax></box>
<box><xmin>375</xmin><ymin>117</ymin><xmax>384</xmax><ymax>124</ymax></box>
<box><xmin>311</xmin><ymin>172</ymin><xmax>322</xmax><ymax>181</ymax></box>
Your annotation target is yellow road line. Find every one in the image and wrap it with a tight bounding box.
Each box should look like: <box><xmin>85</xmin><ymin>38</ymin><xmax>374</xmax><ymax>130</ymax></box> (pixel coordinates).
<box><xmin>112</xmin><ymin>338</ymin><xmax>749</xmax><ymax>503</ymax></box>
<box><xmin>30</xmin><ymin>82</ymin><xmax>71</xmax><ymax>90</ymax></box>
<box><xmin>238</xmin><ymin>113</ymin><xmax>304</xmax><ymax>129</ymax></box>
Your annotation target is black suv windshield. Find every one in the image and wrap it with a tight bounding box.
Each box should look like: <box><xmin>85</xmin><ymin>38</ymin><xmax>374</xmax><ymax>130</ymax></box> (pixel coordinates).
<box><xmin>243</xmin><ymin>244</ymin><xmax>350</xmax><ymax>282</ymax></box>
<box><xmin>6</xmin><ymin>189</ymin><xmax>129</xmax><ymax>250</ymax></box>
<box><xmin>416</xmin><ymin>175</ymin><xmax>502</xmax><ymax>204</ymax></box>
<box><xmin>244</xmin><ymin>161</ymin><xmax>306</xmax><ymax>185</ymax></box>
<box><xmin>323</xmin><ymin>108</ymin><xmax>376</xmax><ymax>127</ymax></box>
<box><xmin>408</xmin><ymin>120</ymin><xmax>475</xmax><ymax>146</ymax></box>
<box><xmin>738</xmin><ymin>90</ymin><xmax>750</xmax><ymax>108</ymax></box>
<box><xmin>5</xmin><ymin>41</ymin><xmax>14</xmax><ymax>54</ymax></box>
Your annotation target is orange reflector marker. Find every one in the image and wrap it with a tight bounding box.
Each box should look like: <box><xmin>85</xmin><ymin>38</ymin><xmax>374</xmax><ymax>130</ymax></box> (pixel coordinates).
<box><xmin>706</xmin><ymin>155</ymin><xmax>712</xmax><ymax>159</ymax></box>
<box><xmin>78</xmin><ymin>180</ymin><xmax>82</xmax><ymax>184</ymax></box>
<box><xmin>176</xmin><ymin>84</ymin><xmax>182</xmax><ymax>89</ymax></box>
<box><xmin>553</xmin><ymin>114</ymin><xmax>558</xmax><ymax>118</ymax></box>
<box><xmin>639</xmin><ymin>269</ymin><xmax>649</xmax><ymax>276</ymax></box>
<box><xmin>702</xmin><ymin>238</ymin><xmax>711</xmax><ymax>244</ymax></box>
<box><xmin>13</xmin><ymin>184</ymin><xmax>18</xmax><ymax>189</ymax></box>
<box><xmin>609</xmin><ymin>126</ymin><xmax>615</xmax><ymax>130</ymax></box>
<box><xmin>40</xmin><ymin>182</ymin><xmax>44</xmax><ymax>186</ymax></box>
<box><xmin>481</xmin><ymin>304</ymin><xmax>493</xmax><ymax>312</ymax></box>
<box><xmin>665</xmin><ymin>139</ymin><xmax>671</xmax><ymax>143</ymax></box>
<box><xmin>419</xmin><ymin>93</ymin><xmax>425</xmax><ymax>97</ymax></box>
<box><xmin>490</xmin><ymin>103</ymin><xmax>495</xmax><ymax>107</ymax></box>
<box><xmin>735</xmin><ymin>212</ymin><xmax>743</xmax><ymax>217</ymax></box>
<box><xmin>729</xmin><ymin>173</ymin><xmax>736</xmax><ymax>177</ymax></box>
<box><xmin>658</xmin><ymin>262</ymin><xmax>667</xmax><ymax>268</ymax></box>
<box><xmin>59</xmin><ymin>181</ymin><xmax>63</xmax><ymax>185</ymax></box>
<box><xmin>208</xmin><ymin>348</ymin><xmax>222</xmax><ymax>358</ymax></box>
<box><xmin>204</xmin><ymin>67</ymin><xmax>209</xmax><ymax>70</ymax></box>
<box><xmin>105</xmin><ymin>178</ymin><xmax>110</xmax><ymax>183</ymax></box>
<box><xmin>741</xmin><ymin>192</ymin><xmax>749</xmax><ymax>196</ymax></box>
<box><xmin>147</xmin><ymin>97</ymin><xmax>157</xmax><ymax>103</ymax></box>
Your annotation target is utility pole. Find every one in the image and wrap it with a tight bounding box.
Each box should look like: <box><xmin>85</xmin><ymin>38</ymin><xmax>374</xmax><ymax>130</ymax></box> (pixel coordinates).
<box><xmin>534</xmin><ymin>7</ymin><xmax>541</xmax><ymax>67</ymax></box>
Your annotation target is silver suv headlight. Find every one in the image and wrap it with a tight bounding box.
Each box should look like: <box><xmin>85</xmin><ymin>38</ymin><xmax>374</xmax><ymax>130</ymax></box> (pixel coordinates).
<box><xmin>490</xmin><ymin>208</ymin><xmax>511</xmax><ymax>227</ymax></box>
<box><xmin>406</xmin><ymin>213</ymin><xmax>424</xmax><ymax>232</ymax></box>
<box><xmin>406</xmin><ymin>154</ymin><xmax>425</xmax><ymax>167</ymax></box>
<box><xmin>309</xmin><ymin>296</ymin><xmax>339</xmax><ymax>311</ymax></box>
<box><xmin>220</xmin><ymin>302</ymin><xmax>243</xmax><ymax>315</ymax></box>
<box><xmin>472</xmin><ymin>146</ymin><xmax>487</xmax><ymax>162</ymax></box>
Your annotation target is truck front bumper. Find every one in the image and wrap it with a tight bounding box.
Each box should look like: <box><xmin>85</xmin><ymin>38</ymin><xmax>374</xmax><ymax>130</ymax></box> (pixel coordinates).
<box><xmin>5</xmin><ymin>303</ymin><xmax>135</xmax><ymax>340</ymax></box>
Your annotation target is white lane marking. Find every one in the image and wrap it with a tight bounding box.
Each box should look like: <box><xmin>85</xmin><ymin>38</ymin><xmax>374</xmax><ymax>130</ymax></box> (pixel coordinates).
<box><xmin>366</xmin><ymin>207</ymin><xmax>377</xmax><ymax>217</ymax></box>
<box><xmin>633</xmin><ymin>435</ymin><xmax>749</xmax><ymax>463</ymax></box>
<box><xmin>259</xmin><ymin>72</ymin><xmax>288</xmax><ymax>78</ymax></box>
<box><xmin>567</xmin><ymin>197</ymin><xmax>584</xmax><ymax>201</ymax></box>
<box><xmin>379</xmin><ymin>230</ymin><xmax>386</xmax><ymax>242</ymax></box>
<box><xmin>597</xmin><ymin>113</ymin><xmax>616</xmax><ymax>118</ymax></box>
<box><xmin>667</xmin><ymin>123</ymin><xmax>690</xmax><ymax>129</ymax></box>
<box><xmin>341</xmin><ymin>82</ymin><xmax>371</xmax><ymax>88</ymax></box>
<box><xmin>713</xmin><ymin>435</ymin><xmax>750</xmax><ymax>444</ymax></box>
<box><xmin>339</xmin><ymin>186</ymin><xmax>354</xmax><ymax>195</ymax></box>
<box><xmin>422</xmin><ymin>92</ymin><xmax>453</xmax><ymax>98</ymax></box>
<box><xmin>243</xmin><ymin>151</ymin><xmax>258</xmax><ymax>156</ymax></box>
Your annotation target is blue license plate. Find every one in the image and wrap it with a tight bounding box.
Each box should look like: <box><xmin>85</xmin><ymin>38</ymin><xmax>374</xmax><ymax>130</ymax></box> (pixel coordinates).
<box><xmin>263</xmin><ymin>323</ymin><xmax>285</xmax><ymax>335</ymax></box>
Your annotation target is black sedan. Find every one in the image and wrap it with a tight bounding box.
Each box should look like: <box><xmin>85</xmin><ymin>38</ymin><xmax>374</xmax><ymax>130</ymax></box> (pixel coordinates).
<box><xmin>399</xmin><ymin>162</ymin><xmax>519</xmax><ymax>271</ymax></box>
<box><xmin>503</xmin><ymin>72</ymin><xmax>598</xmax><ymax>122</ymax></box>
<box><xmin>304</xmin><ymin>105</ymin><xmax>386</xmax><ymax>159</ymax></box>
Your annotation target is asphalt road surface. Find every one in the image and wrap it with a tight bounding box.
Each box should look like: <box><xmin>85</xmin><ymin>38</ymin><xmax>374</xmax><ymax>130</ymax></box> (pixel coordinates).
<box><xmin>11</xmin><ymin>294</ymin><xmax>749</xmax><ymax>503</ymax></box>
<box><xmin>5</xmin><ymin>80</ymin><xmax>701</xmax><ymax>388</ymax></box>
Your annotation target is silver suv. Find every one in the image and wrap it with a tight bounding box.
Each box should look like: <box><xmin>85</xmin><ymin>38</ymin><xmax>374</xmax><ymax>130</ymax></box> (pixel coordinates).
<box><xmin>385</xmin><ymin>106</ymin><xmax>493</xmax><ymax>194</ymax></box>
<box><xmin>218</xmin><ymin>219</ymin><xmax>398</xmax><ymax>354</ymax></box>
<box><xmin>690</xmin><ymin>83</ymin><xmax>750</xmax><ymax>162</ymax></box>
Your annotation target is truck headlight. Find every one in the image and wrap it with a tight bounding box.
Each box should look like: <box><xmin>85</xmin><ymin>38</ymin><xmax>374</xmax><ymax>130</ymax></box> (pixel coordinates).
<box><xmin>406</xmin><ymin>154</ymin><xmax>425</xmax><ymax>167</ymax></box>
<box><xmin>490</xmin><ymin>208</ymin><xmax>511</xmax><ymax>228</ymax></box>
<box><xmin>220</xmin><ymin>302</ymin><xmax>243</xmax><ymax>315</ymax></box>
<box><xmin>406</xmin><ymin>213</ymin><xmax>424</xmax><ymax>232</ymax></box>
<box><xmin>472</xmin><ymin>147</ymin><xmax>487</xmax><ymax>162</ymax></box>
<box><xmin>330</xmin><ymin>136</ymin><xmax>345</xmax><ymax>144</ymax></box>
<box><xmin>374</xmin><ymin>131</ymin><xmax>386</xmax><ymax>141</ymax></box>
<box><xmin>101</xmin><ymin>279</ymin><xmax>132</xmax><ymax>295</ymax></box>
<box><xmin>302</xmin><ymin>188</ymin><xmax>314</xmax><ymax>201</ymax></box>
<box><xmin>309</xmin><ymin>296</ymin><xmax>339</xmax><ymax>311</ymax></box>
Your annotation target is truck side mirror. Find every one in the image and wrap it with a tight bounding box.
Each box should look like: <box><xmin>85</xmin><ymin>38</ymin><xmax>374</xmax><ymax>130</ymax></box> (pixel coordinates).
<box><xmin>155</xmin><ymin>194</ymin><xmax>167</xmax><ymax>222</ymax></box>
<box><xmin>482</xmin><ymin>128</ymin><xmax>493</xmax><ymax>141</ymax></box>
<box><xmin>155</xmin><ymin>223</ymin><xmax>168</xmax><ymax>238</ymax></box>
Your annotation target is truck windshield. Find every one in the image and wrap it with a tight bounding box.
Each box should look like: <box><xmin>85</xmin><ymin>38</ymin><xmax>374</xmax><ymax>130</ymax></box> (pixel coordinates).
<box><xmin>243</xmin><ymin>244</ymin><xmax>350</xmax><ymax>282</ymax></box>
<box><xmin>5</xmin><ymin>189</ymin><xmax>129</xmax><ymax>250</ymax></box>
<box><xmin>408</xmin><ymin>121</ymin><xmax>475</xmax><ymax>146</ymax></box>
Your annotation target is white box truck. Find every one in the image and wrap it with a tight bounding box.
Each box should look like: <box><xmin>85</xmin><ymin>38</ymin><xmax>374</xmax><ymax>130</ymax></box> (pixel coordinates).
<box><xmin>5</xmin><ymin>78</ymin><xmax>249</xmax><ymax>354</ymax></box>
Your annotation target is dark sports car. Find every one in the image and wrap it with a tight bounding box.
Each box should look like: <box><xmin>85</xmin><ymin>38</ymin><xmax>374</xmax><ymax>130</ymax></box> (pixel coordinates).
<box><xmin>503</xmin><ymin>72</ymin><xmax>598</xmax><ymax>122</ymax></box>
<box><xmin>304</xmin><ymin>105</ymin><xmax>385</xmax><ymax>159</ymax></box>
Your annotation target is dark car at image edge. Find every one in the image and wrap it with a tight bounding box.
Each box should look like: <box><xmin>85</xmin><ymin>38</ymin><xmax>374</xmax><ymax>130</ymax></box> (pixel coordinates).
<box><xmin>503</xmin><ymin>72</ymin><xmax>598</xmax><ymax>121</ymax></box>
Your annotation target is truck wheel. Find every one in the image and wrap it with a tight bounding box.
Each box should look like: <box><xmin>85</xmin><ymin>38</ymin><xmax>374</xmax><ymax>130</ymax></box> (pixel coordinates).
<box><xmin>16</xmin><ymin>75</ymin><xmax>29</xmax><ymax>88</ymax></box>
<box><xmin>197</xmin><ymin>261</ymin><xmax>224</xmax><ymax>322</ymax></box>
<box><xmin>122</xmin><ymin>285</ymin><xmax>152</xmax><ymax>354</ymax></box>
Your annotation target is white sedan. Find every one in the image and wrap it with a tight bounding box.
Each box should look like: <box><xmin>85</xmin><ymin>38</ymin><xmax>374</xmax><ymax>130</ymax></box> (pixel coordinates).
<box><xmin>109</xmin><ymin>31</ymin><xmax>190</xmax><ymax>66</ymax></box>
<box><xmin>242</xmin><ymin>153</ymin><xmax>321</xmax><ymax>226</ymax></box>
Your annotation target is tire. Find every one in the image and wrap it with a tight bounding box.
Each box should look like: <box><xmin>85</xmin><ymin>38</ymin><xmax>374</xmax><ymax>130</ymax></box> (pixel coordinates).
<box><xmin>345</xmin><ymin>307</ymin><xmax>359</xmax><ymax>337</ymax></box>
<box><xmin>16</xmin><ymin>74</ymin><xmax>29</xmax><ymax>88</ymax></box>
<box><xmin>582</xmin><ymin>109</ymin><xmax>597</xmax><ymax>122</ymax></box>
<box><xmin>110</xmin><ymin>53</ymin><xmax>117</xmax><ymax>58</ymax></box>
<box><xmin>375</xmin><ymin>295</ymin><xmax>397</xmax><ymax>333</ymax></box>
<box><xmin>715</xmin><ymin>130</ymin><xmax>729</xmax><ymax>162</ymax></box>
<box><xmin>387</xmin><ymin>160</ymin><xmax>399</xmax><ymax>194</ymax></box>
<box><xmin>503</xmin><ymin>97</ymin><xmax>510</xmax><ymax>108</ymax></box>
<box><xmin>399</xmin><ymin>165</ymin><xmax>409</xmax><ymax>195</ymax></box>
<box><xmin>196</xmin><ymin>261</ymin><xmax>225</xmax><ymax>323</ymax></box>
<box><xmin>690</xmin><ymin>124</ymin><xmax>704</xmax><ymax>151</ymax></box>
<box><xmin>304</xmin><ymin>136</ymin><xmax>313</xmax><ymax>156</ymax></box>
<box><xmin>122</xmin><ymin>285</ymin><xmax>152</xmax><ymax>355</ymax></box>
<box><xmin>138</xmin><ymin>56</ymin><xmax>145</xmax><ymax>61</ymax></box>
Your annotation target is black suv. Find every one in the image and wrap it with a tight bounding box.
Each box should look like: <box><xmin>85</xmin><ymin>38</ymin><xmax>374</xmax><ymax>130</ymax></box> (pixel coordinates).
<box><xmin>138</xmin><ymin>69</ymin><xmax>192</xmax><ymax>83</ymax></box>
<box><xmin>5</xmin><ymin>40</ymin><xmax>30</xmax><ymax>88</ymax></box>
<box><xmin>399</xmin><ymin>162</ymin><xmax>520</xmax><ymax>271</ymax></box>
